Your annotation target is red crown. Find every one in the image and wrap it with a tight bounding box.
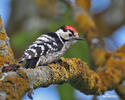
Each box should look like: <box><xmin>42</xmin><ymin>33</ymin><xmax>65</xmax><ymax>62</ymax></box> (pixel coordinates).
<box><xmin>64</xmin><ymin>25</ymin><xmax>77</xmax><ymax>33</ymax></box>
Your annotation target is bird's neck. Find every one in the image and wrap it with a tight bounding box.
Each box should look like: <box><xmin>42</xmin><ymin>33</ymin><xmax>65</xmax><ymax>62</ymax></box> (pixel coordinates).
<box><xmin>55</xmin><ymin>30</ymin><xmax>65</xmax><ymax>44</ymax></box>
<box><xmin>64</xmin><ymin>40</ymin><xmax>77</xmax><ymax>49</ymax></box>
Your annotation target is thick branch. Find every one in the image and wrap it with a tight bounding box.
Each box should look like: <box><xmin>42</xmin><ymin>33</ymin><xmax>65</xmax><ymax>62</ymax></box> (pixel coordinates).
<box><xmin>0</xmin><ymin>51</ymin><xmax>125</xmax><ymax>100</ymax></box>
<box><xmin>0</xmin><ymin>17</ymin><xmax>15</xmax><ymax>67</ymax></box>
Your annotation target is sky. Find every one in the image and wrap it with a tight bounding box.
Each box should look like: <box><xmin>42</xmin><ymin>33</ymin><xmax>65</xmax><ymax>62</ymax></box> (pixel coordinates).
<box><xmin>22</xmin><ymin>86</ymin><xmax>60</xmax><ymax>100</ymax></box>
<box><xmin>0</xmin><ymin>0</ymin><xmax>11</xmax><ymax>27</ymax></box>
<box><xmin>0</xmin><ymin>0</ymin><xmax>125</xmax><ymax>100</ymax></box>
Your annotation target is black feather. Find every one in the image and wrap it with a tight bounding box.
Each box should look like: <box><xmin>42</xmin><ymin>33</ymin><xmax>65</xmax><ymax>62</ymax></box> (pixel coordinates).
<box><xmin>24</xmin><ymin>57</ymin><xmax>39</xmax><ymax>68</ymax></box>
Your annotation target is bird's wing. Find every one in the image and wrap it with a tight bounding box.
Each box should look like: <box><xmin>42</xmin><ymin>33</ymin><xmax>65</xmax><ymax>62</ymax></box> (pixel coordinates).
<box><xmin>18</xmin><ymin>34</ymin><xmax>63</xmax><ymax>62</ymax></box>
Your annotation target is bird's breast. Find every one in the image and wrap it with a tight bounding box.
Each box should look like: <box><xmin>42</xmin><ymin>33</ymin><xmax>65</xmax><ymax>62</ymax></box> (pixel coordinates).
<box><xmin>38</xmin><ymin>44</ymin><xmax>68</xmax><ymax>65</ymax></box>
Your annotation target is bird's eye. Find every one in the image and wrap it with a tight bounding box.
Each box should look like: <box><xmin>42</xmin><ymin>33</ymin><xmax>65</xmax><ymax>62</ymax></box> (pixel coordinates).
<box><xmin>69</xmin><ymin>33</ymin><xmax>73</xmax><ymax>37</ymax></box>
<box><xmin>69</xmin><ymin>30</ymin><xmax>74</xmax><ymax>34</ymax></box>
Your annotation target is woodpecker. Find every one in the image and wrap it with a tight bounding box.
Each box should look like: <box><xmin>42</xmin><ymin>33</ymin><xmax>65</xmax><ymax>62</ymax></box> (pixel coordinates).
<box><xmin>18</xmin><ymin>25</ymin><xmax>84</xmax><ymax>68</ymax></box>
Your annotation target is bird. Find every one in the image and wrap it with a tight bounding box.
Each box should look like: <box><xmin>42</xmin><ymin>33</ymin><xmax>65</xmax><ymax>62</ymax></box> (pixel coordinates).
<box><xmin>18</xmin><ymin>25</ymin><xmax>84</xmax><ymax>68</ymax></box>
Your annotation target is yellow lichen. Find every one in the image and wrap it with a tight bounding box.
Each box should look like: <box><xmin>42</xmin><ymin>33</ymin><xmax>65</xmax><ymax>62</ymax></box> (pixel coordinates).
<box><xmin>92</xmin><ymin>49</ymin><xmax>111</xmax><ymax>67</ymax></box>
<box><xmin>0</xmin><ymin>18</ymin><xmax>2</xmax><ymax>25</ymax></box>
<box><xmin>0</xmin><ymin>69</ymin><xmax>29</xmax><ymax>100</ymax></box>
<box><xmin>76</xmin><ymin>14</ymin><xmax>98</xmax><ymax>42</ymax></box>
<box><xmin>0</xmin><ymin>43</ymin><xmax>6</xmax><ymax>50</ymax></box>
<box><xmin>114</xmin><ymin>45</ymin><xmax>125</xmax><ymax>59</ymax></box>
<box><xmin>1</xmin><ymin>75</ymin><xmax>29</xmax><ymax>100</ymax></box>
<box><xmin>75</xmin><ymin>0</ymin><xmax>91</xmax><ymax>11</ymax></box>
<box><xmin>0</xmin><ymin>54</ymin><xmax>11</xmax><ymax>66</ymax></box>
<box><xmin>18</xmin><ymin>69</ymin><xmax>28</xmax><ymax>78</ymax></box>
<box><xmin>7</xmin><ymin>47</ymin><xmax>15</xmax><ymax>59</ymax></box>
<box><xmin>37</xmin><ymin>67</ymin><xmax>41</xmax><ymax>69</ymax></box>
<box><xmin>35</xmin><ymin>0</ymin><xmax>47</xmax><ymax>5</ymax></box>
<box><xmin>0</xmin><ymin>33</ymin><xmax>7</xmax><ymax>40</ymax></box>
<box><xmin>25</xmin><ymin>68</ymin><xmax>33</xmax><ymax>71</ymax></box>
<box><xmin>34</xmin><ymin>77</ymin><xmax>42</xmax><ymax>87</ymax></box>
<box><xmin>49</xmin><ymin>62</ymin><xmax>69</xmax><ymax>84</ymax></box>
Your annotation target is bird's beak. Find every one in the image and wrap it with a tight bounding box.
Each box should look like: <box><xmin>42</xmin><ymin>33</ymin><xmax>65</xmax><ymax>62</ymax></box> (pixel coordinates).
<box><xmin>74</xmin><ymin>33</ymin><xmax>85</xmax><ymax>40</ymax></box>
<box><xmin>75</xmin><ymin>37</ymin><xmax>85</xmax><ymax>40</ymax></box>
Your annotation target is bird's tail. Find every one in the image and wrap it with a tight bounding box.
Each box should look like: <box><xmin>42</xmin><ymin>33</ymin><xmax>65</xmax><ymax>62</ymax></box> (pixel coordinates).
<box><xmin>18</xmin><ymin>57</ymin><xmax>25</xmax><ymax>63</ymax></box>
<box><xmin>24</xmin><ymin>58</ymin><xmax>39</xmax><ymax>68</ymax></box>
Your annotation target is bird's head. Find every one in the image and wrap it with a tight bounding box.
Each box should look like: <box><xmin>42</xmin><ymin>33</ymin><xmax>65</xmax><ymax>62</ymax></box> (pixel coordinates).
<box><xmin>56</xmin><ymin>25</ymin><xmax>84</xmax><ymax>42</ymax></box>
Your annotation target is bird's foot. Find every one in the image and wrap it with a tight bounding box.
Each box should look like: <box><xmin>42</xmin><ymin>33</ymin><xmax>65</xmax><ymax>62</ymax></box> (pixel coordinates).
<box><xmin>28</xmin><ymin>88</ymin><xmax>34</xmax><ymax>99</ymax></box>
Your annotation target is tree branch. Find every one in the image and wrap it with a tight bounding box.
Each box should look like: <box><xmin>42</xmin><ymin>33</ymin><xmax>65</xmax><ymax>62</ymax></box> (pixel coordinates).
<box><xmin>74</xmin><ymin>1</ymin><xmax>125</xmax><ymax>99</ymax></box>
<box><xmin>0</xmin><ymin>17</ymin><xmax>15</xmax><ymax>67</ymax></box>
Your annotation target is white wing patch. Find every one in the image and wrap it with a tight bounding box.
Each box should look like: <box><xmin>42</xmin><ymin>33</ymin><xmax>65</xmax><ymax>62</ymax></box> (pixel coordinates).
<box><xmin>43</xmin><ymin>35</ymin><xmax>55</xmax><ymax>41</ymax></box>
<box><xmin>53</xmin><ymin>42</ymin><xmax>57</xmax><ymax>46</ymax></box>
<box><xmin>37</xmin><ymin>36</ymin><xmax>49</xmax><ymax>42</ymax></box>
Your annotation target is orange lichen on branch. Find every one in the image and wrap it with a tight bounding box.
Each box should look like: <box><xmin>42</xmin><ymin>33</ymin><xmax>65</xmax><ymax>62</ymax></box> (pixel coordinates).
<box><xmin>0</xmin><ymin>69</ymin><xmax>29</xmax><ymax>100</ymax></box>
<box><xmin>0</xmin><ymin>33</ymin><xmax>7</xmax><ymax>40</ymax></box>
<box><xmin>92</xmin><ymin>48</ymin><xmax>111</xmax><ymax>67</ymax></box>
<box><xmin>0</xmin><ymin>45</ymin><xmax>15</xmax><ymax>66</ymax></box>
<box><xmin>0</xmin><ymin>18</ymin><xmax>5</xmax><ymax>32</ymax></box>
<box><xmin>0</xmin><ymin>18</ymin><xmax>2</xmax><ymax>25</ymax></box>
<box><xmin>7</xmin><ymin>46</ymin><xmax>15</xmax><ymax>60</ymax></box>
<box><xmin>76</xmin><ymin>14</ymin><xmax>98</xmax><ymax>42</ymax></box>
<box><xmin>114</xmin><ymin>45</ymin><xmax>125</xmax><ymax>60</ymax></box>
<box><xmin>35</xmin><ymin>0</ymin><xmax>56</xmax><ymax>6</ymax></box>
<box><xmin>0</xmin><ymin>54</ymin><xmax>11</xmax><ymax>66</ymax></box>
<box><xmin>49</xmin><ymin>63</ymin><xmax>68</xmax><ymax>83</ymax></box>
<box><xmin>75</xmin><ymin>0</ymin><xmax>91</xmax><ymax>11</ymax></box>
<box><xmin>61</xmin><ymin>58</ymin><xmax>106</xmax><ymax>94</ymax></box>
<box><xmin>97</xmin><ymin>58</ymin><xmax>124</xmax><ymax>89</ymax></box>
<box><xmin>0</xmin><ymin>18</ymin><xmax>7</xmax><ymax>40</ymax></box>
<box><xmin>35</xmin><ymin>0</ymin><xmax>48</xmax><ymax>6</ymax></box>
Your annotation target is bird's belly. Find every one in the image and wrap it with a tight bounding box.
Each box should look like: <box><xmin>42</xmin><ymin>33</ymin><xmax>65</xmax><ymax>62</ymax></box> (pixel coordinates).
<box><xmin>38</xmin><ymin>44</ymin><xmax>68</xmax><ymax>66</ymax></box>
<box><xmin>38</xmin><ymin>51</ymin><xmax>64</xmax><ymax>65</ymax></box>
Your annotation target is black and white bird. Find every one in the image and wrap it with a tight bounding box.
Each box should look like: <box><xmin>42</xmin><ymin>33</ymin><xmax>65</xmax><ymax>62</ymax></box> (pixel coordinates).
<box><xmin>18</xmin><ymin>25</ymin><xmax>84</xmax><ymax>68</ymax></box>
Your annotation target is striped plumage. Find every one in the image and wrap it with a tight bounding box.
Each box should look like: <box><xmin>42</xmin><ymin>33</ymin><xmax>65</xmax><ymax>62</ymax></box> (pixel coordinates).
<box><xmin>18</xmin><ymin>25</ymin><xmax>84</xmax><ymax>68</ymax></box>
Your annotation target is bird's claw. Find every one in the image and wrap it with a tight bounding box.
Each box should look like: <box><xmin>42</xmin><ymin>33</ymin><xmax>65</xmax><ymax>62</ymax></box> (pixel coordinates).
<box><xmin>28</xmin><ymin>88</ymin><xmax>34</xmax><ymax>99</ymax></box>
